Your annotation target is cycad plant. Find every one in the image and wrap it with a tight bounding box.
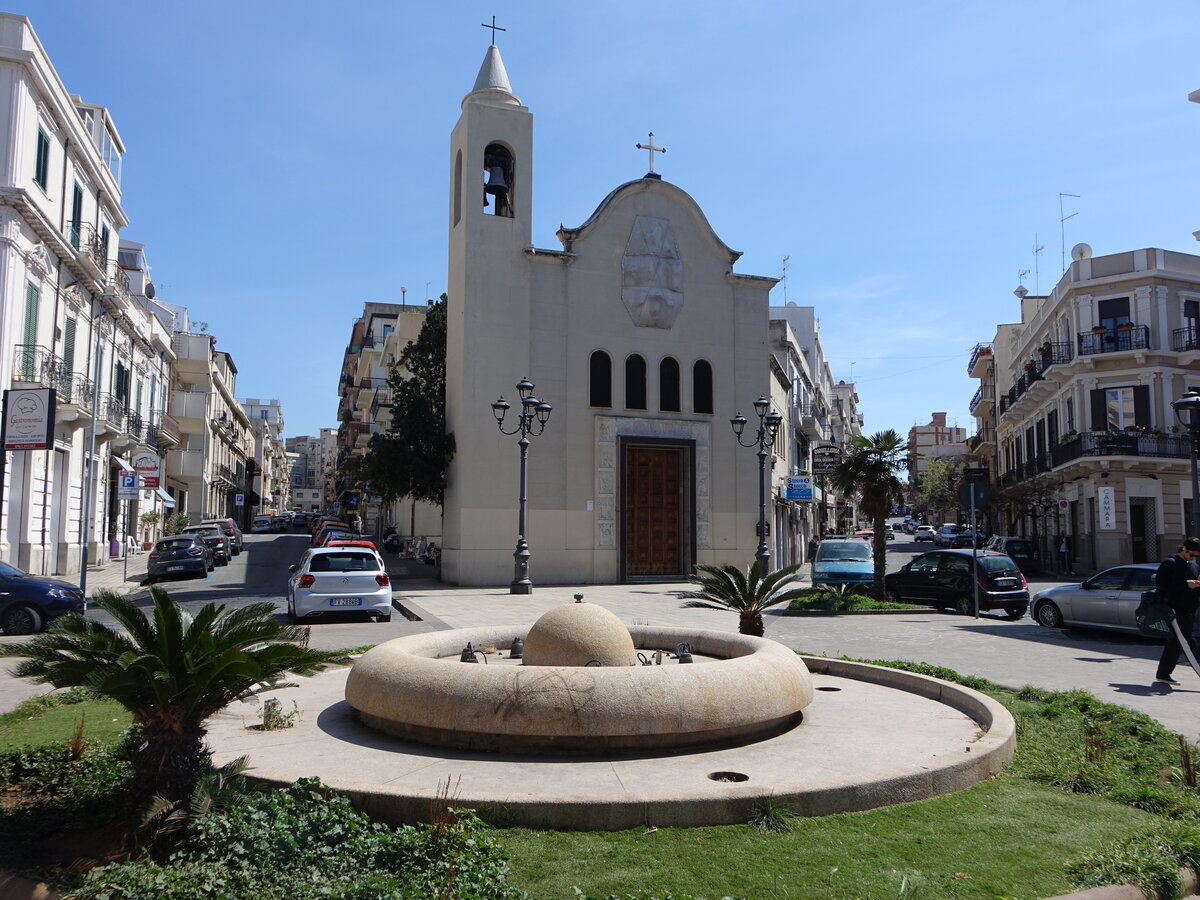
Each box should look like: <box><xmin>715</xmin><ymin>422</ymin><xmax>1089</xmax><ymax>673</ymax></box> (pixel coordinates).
<box><xmin>678</xmin><ymin>560</ymin><xmax>807</xmax><ymax>636</ymax></box>
<box><xmin>0</xmin><ymin>587</ymin><xmax>347</xmax><ymax>804</ymax></box>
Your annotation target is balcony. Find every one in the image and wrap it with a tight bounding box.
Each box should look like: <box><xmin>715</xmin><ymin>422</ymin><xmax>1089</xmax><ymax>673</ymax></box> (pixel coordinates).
<box><xmin>1051</xmin><ymin>430</ymin><xmax>1190</xmax><ymax>466</ymax></box>
<box><xmin>969</xmin><ymin>382</ymin><xmax>995</xmax><ymax>415</ymax></box>
<box><xmin>169</xmin><ymin>449</ymin><xmax>204</xmax><ymax>480</ymax></box>
<box><xmin>1172</xmin><ymin>325</ymin><xmax>1200</xmax><ymax>352</ymax></box>
<box><xmin>146</xmin><ymin>413</ymin><xmax>181</xmax><ymax>451</ymax></box>
<box><xmin>1077</xmin><ymin>325</ymin><xmax>1150</xmax><ymax>356</ymax></box>
<box><xmin>967</xmin><ymin>343</ymin><xmax>993</xmax><ymax>378</ymax></box>
<box><xmin>11</xmin><ymin>345</ymin><xmax>95</xmax><ymax>408</ymax></box>
<box><xmin>999</xmin><ymin>342</ymin><xmax>1074</xmax><ymax>417</ymax></box>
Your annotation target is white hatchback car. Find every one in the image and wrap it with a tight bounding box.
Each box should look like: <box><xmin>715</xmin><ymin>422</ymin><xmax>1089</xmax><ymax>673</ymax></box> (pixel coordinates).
<box><xmin>287</xmin><ymin>547</ymin><xmax>392</xmax><ymax>623</ymax></box>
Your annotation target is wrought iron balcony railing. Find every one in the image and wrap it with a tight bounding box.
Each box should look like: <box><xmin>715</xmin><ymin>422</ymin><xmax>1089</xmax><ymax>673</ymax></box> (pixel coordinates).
<box><xmin>1077</xmin><ymin>325</ymin><xmax>1150</xmax><ymax>356</ymax></box>
<box><xmin>1172</xmin><ymin>325</ymin><xmax>1200</xmax><ymax>352</ymax></box>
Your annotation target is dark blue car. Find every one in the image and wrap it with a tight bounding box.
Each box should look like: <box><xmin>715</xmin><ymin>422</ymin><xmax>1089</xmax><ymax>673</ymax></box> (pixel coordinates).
<box><xmin>0</xmin><ymin>561</ymin><xmax>86</xmax><ymax>634</ymax></box>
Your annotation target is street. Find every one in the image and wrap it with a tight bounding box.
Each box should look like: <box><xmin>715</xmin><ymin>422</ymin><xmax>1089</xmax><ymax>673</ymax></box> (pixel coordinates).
<box><xmin>1</xmin><ymin>532</ymin><xmax>1196</xmax><ymax>741</ymax></box>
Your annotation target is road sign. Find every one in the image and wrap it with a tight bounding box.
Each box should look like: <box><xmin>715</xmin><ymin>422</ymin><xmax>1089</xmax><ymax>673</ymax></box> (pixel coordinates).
<box><xmin>963</xmin><ymin>467</ymin><xmax>989</xmax><ymax>481</ymax></box>
<box><xmin>957</xmin><ymin>483</ymin><xmax>988</xmax><ymax>509</ymax></box>
<box><xmin>118</xmin><ymin>473</ymin><xmax>138</xmax><ymax>500</ymax></box>
<box><xmin>235</xmin><ymin>493</ymin><xmax>245</xmax><ymax>507</ymax></box>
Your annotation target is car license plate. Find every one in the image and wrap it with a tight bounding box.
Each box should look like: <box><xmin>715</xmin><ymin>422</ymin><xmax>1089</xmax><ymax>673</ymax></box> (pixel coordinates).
<box><xmin>330</xmin><ymin>598</ymin><xmax>362</xmax><ymax>607</ymax></box>
<box><xmin>167</xmin><ymin>565</ymin><xmax>185</xmax><ymax>572</ymax></box>
<box><xmin>995</xmin><ymin>578</ymin><xmax>1016</xmax><ymax>587</ymax></box>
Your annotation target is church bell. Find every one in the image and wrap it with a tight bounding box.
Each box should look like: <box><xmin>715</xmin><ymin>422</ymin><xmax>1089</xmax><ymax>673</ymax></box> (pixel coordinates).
<box><xmin>484</xmin><ymin>165</ymin><xmax>509</xmax><ymax>197</ymax></box>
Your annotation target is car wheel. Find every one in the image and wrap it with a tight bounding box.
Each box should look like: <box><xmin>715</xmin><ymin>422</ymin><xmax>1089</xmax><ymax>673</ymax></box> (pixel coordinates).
<box><xmin>955</xmin><ymin>595</ymin><xmax>974</xmax><ymax>616</ymax></box>
<box><xmin>1003</xmin><ymin>605</ymin><xmax>1026</xmax><ymax>620</ymax></box>
<box><xmin>1</xmin><ymin>604</ymin><xmax>44</xmax><ymax>635</ymax></box>
<box><xmin>1034</xmin><ymin>601</ymin><xmax>1063</xmax><ymax>628</ymax></box>
<box><xmin>377</xmin><ymin>613</ymin><xmax>392</xmax><ymax>623</ymax></box>
<box><xmin>885</xmin><ymin>587</ymin><xmax>903</xmax><ymax>604</ymax></box>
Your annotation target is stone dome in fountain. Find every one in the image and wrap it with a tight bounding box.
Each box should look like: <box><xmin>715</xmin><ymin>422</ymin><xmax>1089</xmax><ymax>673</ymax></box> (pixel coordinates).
<box><xmin>522</xmin><ymin>601</ymin><xmax>636</xmax><ymax>667</ymax></box>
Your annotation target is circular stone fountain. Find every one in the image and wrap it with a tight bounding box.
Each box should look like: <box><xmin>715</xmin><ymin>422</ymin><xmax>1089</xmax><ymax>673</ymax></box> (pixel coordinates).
<box><xmin>205</xmin><ymin>598</ymin><xmax>1016</xmax><ymax>830</ymax></box>
<box><xmin>345</xmin><ymin>602</ymin><xmax>813</xmax><ymax>753</ymax></box>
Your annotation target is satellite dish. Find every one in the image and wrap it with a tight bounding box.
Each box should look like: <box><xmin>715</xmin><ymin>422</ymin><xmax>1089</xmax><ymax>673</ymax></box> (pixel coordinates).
<box><xmin>1070</xmin><ymin>243</ymin><xmax>1092</xmax><ymax>261</ymax></box>
<box><xmin>1014</xmin><ymin>285</ymin><xmax>1029</xmax><ymax>299</ymax></box>
<box><xmin>144</xmin><ymin>281</ymin><xmax>156</xmax><ymax>299</ymax></box>
<box><xmin>786</xmin><ymin>301</ymin><xmax>798</xmax><ymax>307</ymax></box>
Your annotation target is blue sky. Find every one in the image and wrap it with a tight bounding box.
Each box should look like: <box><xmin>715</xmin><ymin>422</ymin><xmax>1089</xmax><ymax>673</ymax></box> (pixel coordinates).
<box><xmin>30</xmin><ymin>1</ymin><xmax>1200</xmax><ymax>439</ymax></box>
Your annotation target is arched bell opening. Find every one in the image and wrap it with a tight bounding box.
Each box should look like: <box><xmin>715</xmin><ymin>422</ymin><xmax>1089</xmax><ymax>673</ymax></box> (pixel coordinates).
<box><xmin>482</xmin><ymin>143</ymin><xmax>514</xmax><ymax>218</ymax></box>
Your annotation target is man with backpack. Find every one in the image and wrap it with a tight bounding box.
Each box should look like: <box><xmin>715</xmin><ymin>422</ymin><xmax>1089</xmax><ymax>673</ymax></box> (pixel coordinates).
<box><xmin>1154</xmin><ymin>537</ymin><xmax>1200</xmax><ymax>686</ymax></box>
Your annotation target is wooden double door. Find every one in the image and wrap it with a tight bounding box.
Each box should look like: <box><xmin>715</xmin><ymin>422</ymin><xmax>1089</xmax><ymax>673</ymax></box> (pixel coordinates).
<box><xmin>620</xmin><ymin>439</ymin><xmax>694</xmax><ymax>580</ymax></box>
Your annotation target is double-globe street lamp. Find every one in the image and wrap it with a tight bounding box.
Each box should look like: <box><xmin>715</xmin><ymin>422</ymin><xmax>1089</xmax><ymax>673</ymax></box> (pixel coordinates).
<box><xmin>1172</xmin><ymin>391</ymin><xmax>1200</xmax><ymax>537</ymax></box>
<box><xmin>731</xmin><ymin>396</ymin><xmax>783</xmax><ymax>573</ymax></box>
<box><xmin>492</xmin><ymin>379</ymin><xmax>552</xmax><ymax>594</ymax></box>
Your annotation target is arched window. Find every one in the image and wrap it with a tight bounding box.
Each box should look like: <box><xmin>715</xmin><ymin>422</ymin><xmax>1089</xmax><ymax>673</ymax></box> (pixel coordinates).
<box><xmin>625</xmin><ymin>354</ymin><xmax>647</xmax><ymax>410</ymax></box>
<box><xmin>659</xmin><ymin>357</ymin><xmax>680</xmax><ymax>412</ymax></box>
<box><xmin>482</xmin><ymin>143</ymin><xmax>513</xmax><ymax>218</ymax></box>
<box><xmin>693</xmin><ymin>360</ymin><xmax>713</xmax><ymax>414</ymax></box>
<box><xmin>589</xmin><ymin>350</ymin><xmax>612</xmax><ymax>407</ymax></box>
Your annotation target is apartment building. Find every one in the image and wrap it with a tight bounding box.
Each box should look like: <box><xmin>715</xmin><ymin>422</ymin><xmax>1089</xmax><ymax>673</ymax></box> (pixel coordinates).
<box><xmin>0</xmin><ymin>14</ymin><xmax>183</xmax><ymax>577</ymax></box>
<box><xmin>970</xmin><ymin>246</ymin><xmax>1200</xmax><ymax>569</ymax></box>
<box><xmin>907</xmin><ymin>413</ymin><xmax>967</xmax><ymax>485</ymax></box>
<box><xmin>170</xmin><ymin>330</ymin><xmax>251</xmax><ymax>528</ymax></box>
<box><xmin>240</xmin><ymin>397</ymin><xmax>288</xmax><ymax>514</ymax></box>
<box><xmin>285</xmin><ymin>435</ymin><xmax>325</xmax><ymax>512</ymax></box>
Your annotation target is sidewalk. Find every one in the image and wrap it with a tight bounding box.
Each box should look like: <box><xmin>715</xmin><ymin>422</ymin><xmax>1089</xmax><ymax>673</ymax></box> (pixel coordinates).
<box><xmin>80</xmin><ymin>554</ymin><xmax>147</xmax><ymax>599</ymax></box>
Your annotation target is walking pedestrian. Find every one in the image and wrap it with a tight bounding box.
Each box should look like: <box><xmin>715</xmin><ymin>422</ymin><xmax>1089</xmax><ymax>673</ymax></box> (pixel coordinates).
<box><xmin>1153</xmin><ymin>537</ymin><xmax>1200</xmax><ymax>686</ymax></box>
<box><xmin>1058</xmin><ymin>534</ymin><xmax>1072</xmax><ymax>575</ymax></box>
<box><xmin>807</xmin><ymin>534</ymin><xmax>819</xmax><ymax>563</ymax></box>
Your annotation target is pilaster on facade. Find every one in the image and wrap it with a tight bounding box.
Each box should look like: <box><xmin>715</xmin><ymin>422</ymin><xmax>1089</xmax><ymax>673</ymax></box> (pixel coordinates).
<box><xmin>972</xmin><ymin>246</ymin><xmax>1200</xmax><ymax>568</ymax></box>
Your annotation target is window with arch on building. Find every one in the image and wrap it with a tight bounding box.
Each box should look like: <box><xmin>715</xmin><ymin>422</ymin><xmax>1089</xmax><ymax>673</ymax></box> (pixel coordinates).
<box><xmin>659</xmin><ymin>357</ymin><xmax>680</xmax><ymax>412</ymax></box>
<box><xmin>693</xmin><ymin>360</ymin><xmax>713</xmax><ymax>414</ymax></box>
<box><xmin>589</xmin><ymin>350</ymin><xmax>612</xmax><ymax>407</ymax></box>
<box><xmin>625</xmin><ymin>354</ymin><xmax>646</xmax><ymax>410</ymax></box>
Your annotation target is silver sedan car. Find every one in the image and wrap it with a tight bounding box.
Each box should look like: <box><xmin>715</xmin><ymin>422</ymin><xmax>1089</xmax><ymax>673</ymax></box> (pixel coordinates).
<box><xmin>1031</xmin><ymin>563</ymin><xmax>1158</xmax><ymax>635</ymax></box>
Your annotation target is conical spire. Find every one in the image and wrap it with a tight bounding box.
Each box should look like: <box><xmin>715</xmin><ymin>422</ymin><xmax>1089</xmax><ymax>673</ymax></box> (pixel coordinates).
<box><xmin>466</xmin><ymin>44</ymin><xmax>520</xmax><ymax>106</ymax></box>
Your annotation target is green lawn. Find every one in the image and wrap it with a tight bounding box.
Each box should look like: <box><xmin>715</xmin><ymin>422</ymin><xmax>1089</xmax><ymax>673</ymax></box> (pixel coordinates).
<box><xmin>0</xmin><ymin>691</ymin><xmax>132</xmax><ymax>750</ymax></box>
<box><xmin>500</xmin><ymin>779</ymin><xmax>1156</xmax><ymax>899</ymax></box>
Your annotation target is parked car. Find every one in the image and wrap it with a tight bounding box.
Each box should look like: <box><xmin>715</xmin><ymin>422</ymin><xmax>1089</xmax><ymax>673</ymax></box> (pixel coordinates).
<box><xmin>287</xmin><ymin>547</ymin><xmax>392</xmax><ymax>623</ymax></box>
<box><xmin>884</xmin><ymin>549</ymin><xmax>1029</xmax><ymax>618</ymax></box>
<box><xmin>811</xmin><ymin>539</ymin><xmax>874</xmax><ymax>588</ymax></box>
<box><xmin>914</xmin><ymin>525</ymin><xmax>936</xmax><ymax>542</ymax></box>
<box><xmin>1031</xmin><ymin>564</ymin><xmax>1158</xmax><ymax>635</ymax></box>
<box><xmin>201</xmin><ymin>518</ymin><xmax>244</xmax><ymax>555</ymax></box>
<box><xmin>950</xmin><ymin>529</ymin><xmax>981</xmax><ymax>549</ymax></box>
<box><xmin>326</xmin><ymin>538</ymin><xmax>379</xmax><ymax>552</ymax></box>
<box><xmin>313</xmin><ymin>522</ymin><xmax>352</xmax><ymax>547</ymax></box>
<box><xmin>180</xmin><ymin>525</ymin><xmax>230</xmax><ymax>565</ymax></box>
<box><xmin>292</xmin><ymin>512</ymin><xmax>309</xmax><ymax>528</ymax></box>
<box><xmin>853</xmin><ymin>529</ymin><xmax>874</xmax><ymax>544</ymax></box>
<box><xmin>147</xmin><ymin>535</ymin><xmax>213</xmax><ymax>584</ymax></box>
<box><xmin>0</xmin><ymin>561</ymin><xmax>85</xmax><ymax>634</ymax></box>
<box><xmin>251</xmin><ymin>515</ymin><xmax>274</xmax><ymax>533</ymax></box>
<box><xmin>933</xmin><ymin>525</ymin><xmax>962</xmax><ymax>547</ymax></box>
<box><xmin>882</xmin><ymin>524</ymin><xmax>895</xmax><ymax>541</ymax></box>
<box><xmin>982</xmin><ymin>536</ymin><xmax>1040</xmax><ymax>574</ymax></box>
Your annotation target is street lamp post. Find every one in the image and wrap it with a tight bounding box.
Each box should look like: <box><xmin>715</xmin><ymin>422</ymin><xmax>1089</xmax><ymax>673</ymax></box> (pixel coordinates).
<box><xmin>731</xmin><ymin>396</ymin><xmax>783</xmax><ymax>573</ymax></box>
<box><xmin>1173</xmin><ymin>391</ymin><xmax>1200</xmax><ymax>537</ymax></box>
<box><xmin>492</xmin><ymin>379</ymin><xmax>552</xmax><ymax>594</ymax></box>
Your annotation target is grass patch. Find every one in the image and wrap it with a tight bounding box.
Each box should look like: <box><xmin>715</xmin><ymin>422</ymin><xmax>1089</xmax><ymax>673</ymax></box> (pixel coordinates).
<box><xmin>788</xmin><ymin>587</ymin><xmax>916</xmax><ymax>611</ymax></box>
<box><xmin>501</xmin><ymin>780</ymin><xmax>1155</xmax><ymax>899</ymax></box>
<box><xmin>0</xmin><ymin>689</ymin><xmax>131</xmax><ymax>750</ymax></box>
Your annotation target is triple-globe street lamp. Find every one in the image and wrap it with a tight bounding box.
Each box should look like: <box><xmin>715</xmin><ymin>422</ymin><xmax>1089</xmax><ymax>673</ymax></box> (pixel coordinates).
<box><xmin>1172</xmin><ymin>391</ymin><xmax>1200</xmax><ymax>537</ymax></box>
<box><xmin>731</xmin><ymin>396</ymin><xmax>783</xmax><ymax>572</ymax></box>
<box><xmin>492</xmin><ymin>379</ymin><xmax>552</xmax><ymax>594</ymax></box>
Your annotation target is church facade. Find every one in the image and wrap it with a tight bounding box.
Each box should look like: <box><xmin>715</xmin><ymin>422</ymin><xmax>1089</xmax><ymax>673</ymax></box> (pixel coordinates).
<box><xmin>442</xmin><ymin>45</ymin><xmax>778</xmax><ymax>586</ymax></box>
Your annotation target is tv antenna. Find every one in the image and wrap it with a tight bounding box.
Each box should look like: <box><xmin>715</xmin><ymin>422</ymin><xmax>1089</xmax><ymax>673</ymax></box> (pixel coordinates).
<box><xmin>1059</xmin><ymin>193</ymin><xmax>1080</xmax><ymax>272</ymax></box>
<box><xmin>780</xmin><ymin>255</ymin><xmax>790</xmax><ymax>303</ymax></box>
<box><xmin>1017</xmin><ymin>267</ymin><xmax>1030</xmax><ymax>286</ymax></box>
<box><xmin>1032</xmin><ymin>236</ymin><xmax>1044</xmax><ymax>294</ymax></box>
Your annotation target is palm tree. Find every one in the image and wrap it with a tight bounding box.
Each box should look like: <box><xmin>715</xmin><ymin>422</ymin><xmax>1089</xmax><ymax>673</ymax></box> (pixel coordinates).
<box><xmin>0</xmin><ymin>587</ymin><xmax>347</xmax><ymax>803</ymax></box>
<box><xmin>827</xmin><ymin>429</ymin><xmax>909</xmax><ymax>599</ymax></box>
<box><xmin>678</xmin><ymin>560</ymin><xmax>807</xmax><ymax>636</ymax></box>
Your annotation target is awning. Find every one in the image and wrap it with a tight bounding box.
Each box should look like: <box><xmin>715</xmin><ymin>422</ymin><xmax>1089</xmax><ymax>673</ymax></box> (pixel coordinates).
<box><xmin>153</xmin><ymin>487</ymin><xmax>176</xmax><ymax>507</ymax></box>
<box><xmin>111</xmin><ymin>454</ymin><xmax>135</xmax><ymax>473</ymax></box>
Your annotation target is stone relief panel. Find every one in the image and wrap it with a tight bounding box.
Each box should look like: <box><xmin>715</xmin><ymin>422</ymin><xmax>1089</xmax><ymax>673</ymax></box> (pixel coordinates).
<box><xmin>621</xmin><ymin>215</ymin><xmax>683</xmax><ymax>329</ymax></box>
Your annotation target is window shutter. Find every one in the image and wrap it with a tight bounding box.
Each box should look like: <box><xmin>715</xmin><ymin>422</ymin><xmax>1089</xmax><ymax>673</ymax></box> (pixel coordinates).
<box><xmin>1089</xmin><ymin>389</ymin><xmax>1107</xmax><ymax>430</ymax></box>
<box><xmin>1133</xmin><ymin>385</ymin><xmax>1150</xmax><ymax>429</ymax></box>
<box><xmin>23</xmin><ymin>282</ymin><xmax>39</xmax><ymax>346</ymax></box>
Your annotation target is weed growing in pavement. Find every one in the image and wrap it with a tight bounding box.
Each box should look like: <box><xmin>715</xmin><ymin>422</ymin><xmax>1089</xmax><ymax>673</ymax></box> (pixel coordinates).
<box><xmin>748</xmin><ymin>798</ymin><xmax>795</xmax><ymax>834</ymax></box>
<box><xmin>257</xmin><ymin>698</ymin><xmax>300</xmax><ymax>731</ymax></box>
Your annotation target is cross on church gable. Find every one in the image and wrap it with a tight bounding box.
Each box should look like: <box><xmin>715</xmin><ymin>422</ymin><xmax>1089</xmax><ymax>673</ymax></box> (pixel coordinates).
<box><xmin>481</xmin><ymin>16</ymin><xmax>506</xmax><ymax>44</ymax></box>
<box><xmin>635</xmin><ymin>132</ymin><xmax>665</xmax><ymax>179</ymax></box>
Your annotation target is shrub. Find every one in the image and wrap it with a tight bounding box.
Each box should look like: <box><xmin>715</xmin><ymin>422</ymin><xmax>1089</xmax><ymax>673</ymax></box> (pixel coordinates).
<box><xmin>1066</xmin><ymin>825</ymin><xmax>1200</xmax><ymax>899</ymax></box>
<box><xmin>69</xmin><ymin>777</ymin><xmax>529</xmax><ymax>899</ymax></box>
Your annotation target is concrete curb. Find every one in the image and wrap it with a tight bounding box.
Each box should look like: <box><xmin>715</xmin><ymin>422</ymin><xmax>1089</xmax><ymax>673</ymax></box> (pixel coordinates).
<box><xmin>1045</xmin><ymin>868</ymin><xmax>1197</xmax><ymax>898</ymax></box>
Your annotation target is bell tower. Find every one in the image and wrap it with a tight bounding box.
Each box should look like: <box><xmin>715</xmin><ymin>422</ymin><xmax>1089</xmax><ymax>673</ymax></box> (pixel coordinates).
<box><xmin>443</xmin><ymin>41</ymin><xmax>535</xmax><ymax>584</ymax></box>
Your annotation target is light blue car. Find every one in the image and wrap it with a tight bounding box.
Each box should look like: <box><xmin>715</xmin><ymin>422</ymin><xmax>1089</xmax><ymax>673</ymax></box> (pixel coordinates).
<box><xmin>811</xmin><ymin>539</ymin><xmax>874</xmax><ymax>587</ymax></box>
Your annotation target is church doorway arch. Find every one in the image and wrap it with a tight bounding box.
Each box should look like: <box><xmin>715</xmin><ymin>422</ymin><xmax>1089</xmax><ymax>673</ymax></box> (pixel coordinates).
<box><xmin>619</xmin><ymin>436</ymin><xmax>695</xmax><ymax>581</ymax></box>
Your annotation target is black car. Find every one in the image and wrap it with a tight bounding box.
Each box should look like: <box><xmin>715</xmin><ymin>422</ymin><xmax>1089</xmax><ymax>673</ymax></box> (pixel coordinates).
<box><xmin>885</xmin><ymin>549</ymin><xmax>1029</xmax><ymax>619</ymax></box>
<box><xmin>180</xmin><ymin>526</ymin><xmax>230</xmax><ymax>565</ymax></box>
<box><xmin>147</xmin><ymin>536</ymin><xmax>213</xmax><ymax>584</ymax></box>
<box><xmin>0</xmin><ymin>561</ymin><xmax>85</xmax><ymax>634</ymax></box>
